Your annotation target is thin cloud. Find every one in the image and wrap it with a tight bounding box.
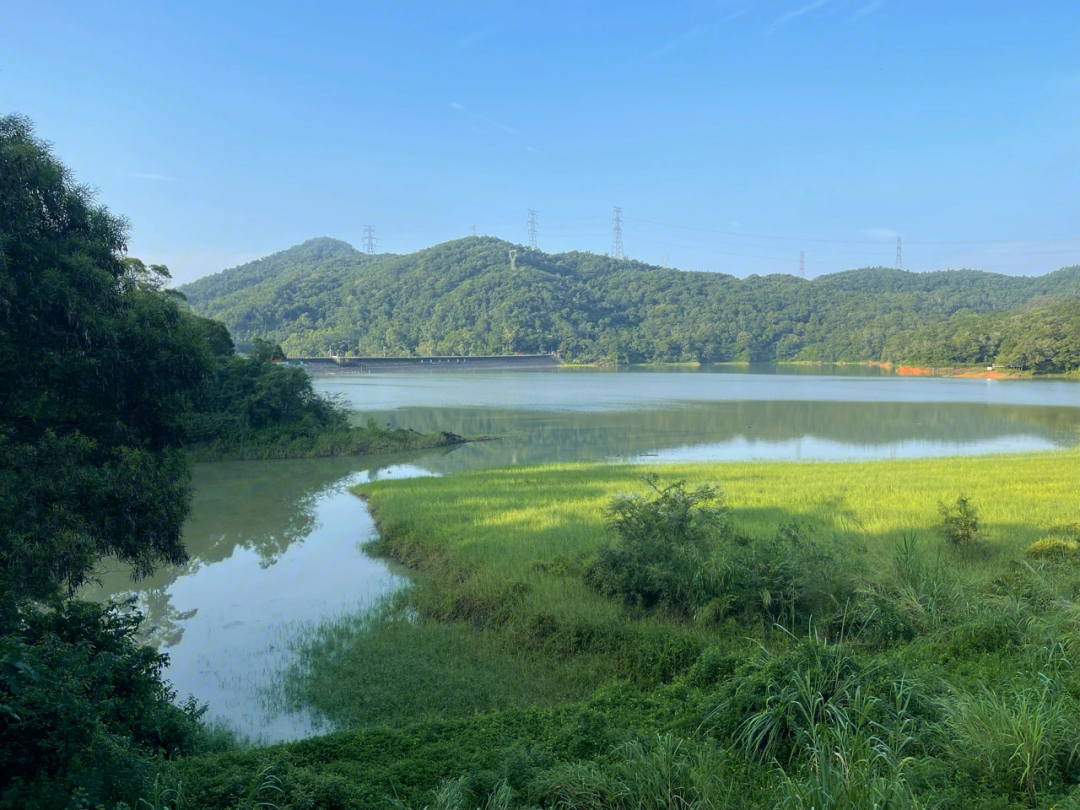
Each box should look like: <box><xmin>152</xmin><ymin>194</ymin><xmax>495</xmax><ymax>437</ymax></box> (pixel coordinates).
<box><xmin>450</xmin><ymin>102</ymin><xmax>519</xmax><ymax>136</ymax></box>
<box><xmin>526</xmin><ymin>146</ymin><xmax>538</xmax><ymax>154</ymax></box>
<box><xmin>853</xmin><ymin>0</ymin><xmax>886</xmax><ymax>18</ymax></box>
<box><xmin>638</xmin><ymin>26</ymin><xmax>703</xmax><ymax>63</ymax></box>
<box><xmin>481</xmin><ymin>116</ymin><xmax>518</xmax><ymax>135</ymax></box>
<box><xmin>864</xmin><ymin>228</ymin><xmax>899</xmax><ymax>239</ymax></box>
<box><xmin>635</xmin><ymin>7</ymin><xmax>749</xmax><ymax>63</ymax></box>
<box><xmin>772</xmin><ymin>0</ymin><xmax>830</xmax><ymax>27</ymax></box>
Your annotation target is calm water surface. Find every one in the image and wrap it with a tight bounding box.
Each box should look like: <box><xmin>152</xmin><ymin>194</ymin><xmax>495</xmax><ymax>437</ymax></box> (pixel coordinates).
<box><xmin>89</xmin><ymin>367</ymin><xmax>1080</xmax><ymax>740</ymax></box>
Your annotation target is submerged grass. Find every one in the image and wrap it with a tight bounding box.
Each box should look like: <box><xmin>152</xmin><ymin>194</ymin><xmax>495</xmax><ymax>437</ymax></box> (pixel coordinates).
<box><xmin>166</xmin><ymin>450</ymin><xmax>1080</xmax><ymax>808</ymax></box>
<box><xmin>275</xmin><ymin>591</ymin><xmax>606</xmax><ymax>730</ymax></box>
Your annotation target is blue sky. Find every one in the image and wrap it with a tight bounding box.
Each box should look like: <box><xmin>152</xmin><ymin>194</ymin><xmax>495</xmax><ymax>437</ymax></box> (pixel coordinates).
<box><xmin>3</xmin><ymin>0</ymin><xmax>1079</xmax><ymax>283</ymax></box>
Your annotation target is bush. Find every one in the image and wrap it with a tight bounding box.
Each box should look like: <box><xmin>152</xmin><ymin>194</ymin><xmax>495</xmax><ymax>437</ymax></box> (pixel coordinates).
<box><xmin>586</xmin><ymin>477</ymin><xmax>854</xmax><ymax>629</ymax></box>
<box><xmin>938</xmin><ymin>494</ymin><xmax>983</xmax><ymax>547</ymax></box>
<box><xmin>0</xmin><ymin>599</ymin><xmax>207</xmax><ymax>809</ymax></box>
<box><xmin>585</xmin><ymin>474</ymin><xmax>731</xmax><ymax>617</ymax></box>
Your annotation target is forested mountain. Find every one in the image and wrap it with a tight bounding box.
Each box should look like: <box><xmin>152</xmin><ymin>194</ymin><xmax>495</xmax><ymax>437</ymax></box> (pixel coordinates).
<box><xmin>180</xmin><ymin>236</ymin><xmax>1080</xmax><ymax>365</ymax></box>
<box><xmin>884</xmin><ymin>300</ymin><xmax>1080</xmax><ymax>373</ymax></box>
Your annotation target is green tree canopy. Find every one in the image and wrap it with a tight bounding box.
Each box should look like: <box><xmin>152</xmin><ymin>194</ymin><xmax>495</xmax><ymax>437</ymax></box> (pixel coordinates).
<box><xmin>0</xmin><ymin>114</ymin><xmax>219</xmax><ymax>599</ymax></box>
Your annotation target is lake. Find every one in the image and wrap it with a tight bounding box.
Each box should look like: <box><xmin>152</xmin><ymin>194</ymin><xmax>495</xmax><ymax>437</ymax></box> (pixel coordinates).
<box><xmin>89</xmin><ymin>366</ymin><xmax>1080</xmax><ymax>740</ymax></box>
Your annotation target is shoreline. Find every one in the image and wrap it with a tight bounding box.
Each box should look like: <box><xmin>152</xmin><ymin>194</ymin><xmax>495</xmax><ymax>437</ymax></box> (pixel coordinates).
<box><xmin>186</xmin><ymin>428</ymin><xmax>474</xmax><ymax>462</ymax></box>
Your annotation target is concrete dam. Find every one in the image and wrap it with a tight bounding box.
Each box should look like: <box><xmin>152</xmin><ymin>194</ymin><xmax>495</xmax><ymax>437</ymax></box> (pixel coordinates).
<box><xmin>284</xmin><ymin>353</ymin><xmax>563</xmax><ymax>375</ymax></box>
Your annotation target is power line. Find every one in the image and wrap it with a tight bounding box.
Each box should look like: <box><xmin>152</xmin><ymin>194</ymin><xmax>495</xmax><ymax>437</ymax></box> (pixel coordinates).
<box><xmin>612</xmin><ymin>206</ymin><xmax>625</xmax><ymax>260</ymax></box>
<box><xmin>623</xmin><ymin>216</ymin><xmax>1079</xmax><ymax>247</ymax></box>
<box><xmin>363</xmin><ymin>226</ymin><xmax>377</xmax><ymax>255</ymax></box>
<box><xmin>527</xmin><ymin>209</ymin><xmax>538</xmax><ymax>249</ymax></box>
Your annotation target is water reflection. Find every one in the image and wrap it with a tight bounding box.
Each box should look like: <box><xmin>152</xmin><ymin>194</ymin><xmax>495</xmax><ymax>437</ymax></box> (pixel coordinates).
<box><xmin>88</xmin><ymin>458</ymin><xmax>439</xmax><ymax>741</ymax></box>
<box><xmin>365</xmin><ymin>400</ymin><xmax>1080</xmax><ymax>473</ymax></box>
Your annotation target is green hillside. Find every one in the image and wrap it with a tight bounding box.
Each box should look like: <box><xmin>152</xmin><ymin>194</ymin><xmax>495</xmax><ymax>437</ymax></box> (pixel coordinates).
<box><xmin>180</xmin><ymin>236</ymin><xmax>1080</xmax><ymax>365</ymax></box>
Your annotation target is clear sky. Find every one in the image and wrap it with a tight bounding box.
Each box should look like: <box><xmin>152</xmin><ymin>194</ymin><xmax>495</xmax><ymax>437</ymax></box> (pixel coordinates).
<box><xmin>4</xmin><ymin>0</ymin><xmax>1079</xmax><ymax>284</ymax></box>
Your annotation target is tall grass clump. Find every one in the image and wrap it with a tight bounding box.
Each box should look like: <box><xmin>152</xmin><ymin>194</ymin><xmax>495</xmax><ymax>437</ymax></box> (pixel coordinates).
<box><xmin>731</xmin><ymin>636</ymin><xmax>921</xmax><ymax>809</ymax></box>
<box><xmin>532</xmin><ymin>734</ymin><xmax>735</xmax><ymax>810</ymax></box>
<box><xmin>942</xmin><ymin>684</ymin><xmax>1080</xmax><ymax>805</ymax></box>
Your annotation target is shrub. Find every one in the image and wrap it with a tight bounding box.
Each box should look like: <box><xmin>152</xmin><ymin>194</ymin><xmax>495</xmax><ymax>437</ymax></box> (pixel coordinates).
<box><xmin>938</xmin><ymin>494</ymin><xmax>983</xmax><ymax>547</ymax></box>
<box><xmin>586</xmin><ymin>477</ymin><xmax>854</xmax><ymax>629</ymax></box>
<box><xmin>585</xmin><ymin>475</ymin><xmax>731</xmax><ymax>616</ymax></box>
<box><xmin>1025</xmin><ymin>536</ymin><xmax>1079</xmax><ymax>560</ymax></box>
<box><xmin>0</xmin><ymin>599</ymin><xmax>207</xmax><ymax>809</ymax></box>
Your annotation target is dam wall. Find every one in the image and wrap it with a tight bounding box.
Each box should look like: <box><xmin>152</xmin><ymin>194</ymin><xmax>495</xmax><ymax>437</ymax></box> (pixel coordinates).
<box><xmin>285</xmin><ymin>353</ymin><xmax>563</xmax><ymax>375</ymax></box>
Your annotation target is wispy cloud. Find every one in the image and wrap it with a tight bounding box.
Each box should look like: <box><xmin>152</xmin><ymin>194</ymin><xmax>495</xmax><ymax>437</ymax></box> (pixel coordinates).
<box><xmin>864</xmin><ymin>228</ymin><xmax>899</xmax><ymax>239</ymax></box>
<box><xmin>128</xmin><ymin>172</ymin><xmax>177</xmax><ymax>181</ymax></box>
<box><xmin>638</xmin><ymin>25</ymin><xmax>703</xmax><ymax>63</ymax></box>
<box><xmin>526</xmin><ymin>146</ymin><xmax>539</xmax><ymax>154</ymax></box>
<box><xmin>772</xmin><ymin>0</ymin><xmax>830</xmax><ymax>28</ymax></box>
<box><xmin>483</xmin><ymin>117</ymin><xmax>518</xmax><ymax>135</ymax></box>
<box><xmin>635</xmin><ymin>7</ymin><xmax>750</xmax><ymax>63</ymax></box>
<box><xmin>852</xmin><ymin>0</ymin><xmax>886</xmax><ymax>19</ymax></box>
<box><xmin>450</xmin><ymin>102</ymin><xmax>519</xmax><ymax>136</ymax></box>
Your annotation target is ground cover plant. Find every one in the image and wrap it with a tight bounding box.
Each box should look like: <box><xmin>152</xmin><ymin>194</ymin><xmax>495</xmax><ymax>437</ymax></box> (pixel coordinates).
<box><xmin>154</xmin><ymin>449</ymin><xmax>1080</xmax><ymax>809</ymax></box>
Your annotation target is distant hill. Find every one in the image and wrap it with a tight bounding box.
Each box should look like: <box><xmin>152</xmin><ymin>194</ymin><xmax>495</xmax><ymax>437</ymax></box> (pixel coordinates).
<box><xmin>181</xmin><ymin>237</ymin><xmax>363</xmax><ymax>308</ymax></box>
<box><xmin>179</xmin><ymin>236</ymin><xmax>1080</xmax><ymax>364</ymax></box>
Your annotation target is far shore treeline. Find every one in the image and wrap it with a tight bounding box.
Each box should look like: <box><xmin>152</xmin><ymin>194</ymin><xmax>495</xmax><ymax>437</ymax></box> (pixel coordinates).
<box><xmin>181</xmin><ymin>236</ymin><xmax>1080</xmax><ymax>373</ymax></box>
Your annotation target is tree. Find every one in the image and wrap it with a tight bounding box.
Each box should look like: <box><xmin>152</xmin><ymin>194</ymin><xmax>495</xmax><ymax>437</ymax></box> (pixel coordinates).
<box><xmin>0</xmin><ymin>114</ymin><xmax>219</xmax><ymax>599</ymax></box>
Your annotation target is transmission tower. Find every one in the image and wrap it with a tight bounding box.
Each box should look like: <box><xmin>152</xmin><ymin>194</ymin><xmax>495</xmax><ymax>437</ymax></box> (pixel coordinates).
<box><xmin>895</xmin><ymin>236</ymin><xmax>902</xmax><ymax>269</ymax></box>
<box><xmin>527</xmin><ymin>210</ymin><xmax>538</xmax><ymax>249</ymax></box>
<box><xmin>508</xmin><ymin>248</ymin><xmax>517</xmax><ymax>271</ymax></box>
<box><xmin>661</xmin><ymin>254</ymin><xmax>669</xmax><ymax>268</ymax></box>
<box><xmin>363</xmin><ymin>226</ymin><xmax>377</xmax><ymax>255</ymax></box>
<box><xmin>611</xmin><ymin>206</ymin><xmax>625</xmax><ymax>260</ymax></box>
<box><xmin>799</xmin><ymin>250</ymin><xmax>805</xmax><ymax>279</ymax></box>
<box><xmin>471</xmin><ymin>225</ymin><xmax>477</xmax><ymax>237</ymax></box>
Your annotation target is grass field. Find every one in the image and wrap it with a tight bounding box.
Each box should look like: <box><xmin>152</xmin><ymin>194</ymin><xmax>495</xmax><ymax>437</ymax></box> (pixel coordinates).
<box><xmin>168</xmin><ymin>451</ymin><xmax>1080</xmax><ymax>809</ymax></box>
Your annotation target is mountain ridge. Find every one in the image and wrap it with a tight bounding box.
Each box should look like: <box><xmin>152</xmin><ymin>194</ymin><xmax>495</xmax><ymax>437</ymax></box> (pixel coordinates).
<box><xmin>179</xmin><ymin>236</ymin><xmax>1080</xmax><ymax>364</ymax></box>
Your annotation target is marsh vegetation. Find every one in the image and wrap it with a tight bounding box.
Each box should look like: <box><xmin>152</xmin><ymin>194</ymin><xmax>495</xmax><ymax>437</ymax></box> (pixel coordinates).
<box><xmin>150</xmin><ymin>451</ymin><xmax>1080</xmax><ymax>809</ymax></box>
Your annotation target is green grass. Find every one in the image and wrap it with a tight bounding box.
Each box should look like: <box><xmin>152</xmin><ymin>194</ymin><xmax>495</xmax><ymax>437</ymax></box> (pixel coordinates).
<box><xmin>165</xmin><ymin>450</ymin><xmax>1080</xmax><ymax>809</ymax></box>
